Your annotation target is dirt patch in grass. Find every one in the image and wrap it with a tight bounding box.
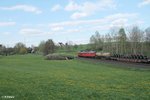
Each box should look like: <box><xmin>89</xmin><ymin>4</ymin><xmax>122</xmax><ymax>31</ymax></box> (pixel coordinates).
<box><xmin>77</xmin><ymin>57</ymin><xmax>150</xmax><ymax>70</ymax></box>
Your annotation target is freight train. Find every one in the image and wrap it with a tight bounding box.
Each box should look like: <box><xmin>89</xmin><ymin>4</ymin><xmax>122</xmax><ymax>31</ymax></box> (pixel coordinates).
<box><xmin>78</xmin><ymin>51</ymin><xmax>150</xmax><ymax>63</ymax></box>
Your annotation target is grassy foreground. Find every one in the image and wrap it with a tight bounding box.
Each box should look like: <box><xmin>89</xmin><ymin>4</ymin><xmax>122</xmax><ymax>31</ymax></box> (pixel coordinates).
<box><xmin>0</xmin><ymin>55</ymin><xmax>150</xmax><ymax>100</ymax></box>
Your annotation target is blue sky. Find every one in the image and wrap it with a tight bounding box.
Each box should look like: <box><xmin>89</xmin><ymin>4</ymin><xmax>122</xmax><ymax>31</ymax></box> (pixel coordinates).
<box><xmin>0</xmin><ymin>0</ymin><xmax>150</xmax><ymax>47</ymax></box>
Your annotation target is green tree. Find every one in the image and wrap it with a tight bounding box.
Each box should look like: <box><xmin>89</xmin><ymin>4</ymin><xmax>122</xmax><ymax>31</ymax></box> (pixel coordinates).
<box><xmin>73</xmin><ymin>44</ymin><xmax>78</xmax><ymax>50</ymax></box>
<box><xmin>14</xmin><ymin>42</ymin><xmax>27</xmax><ymax>54</ymax></box>
<box><xmin>118</xmin><ymin>28</ymin><xmax>127</xmax><ymax>54</ymax></box>
<box><xmin>38</xmin><ymin>41</ymin><xmax>46</xmax><ymax>54</ymax></box>
<box><xmin>19</xmin><ymin>47</ymin><xmax>27</xmax><ymax>54</ymax></box>
<box><xmin>43</xmin><ymin>39</ymin><xmax>55</xmax><ymax>55</ymax></box>
<box><xmin>0</xmin><ymin>45</ymin><xmax>7</xmax><ymax>56</ymax></box>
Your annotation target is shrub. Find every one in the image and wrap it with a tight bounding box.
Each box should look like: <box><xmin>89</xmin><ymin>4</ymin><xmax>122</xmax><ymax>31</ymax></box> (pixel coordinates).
<box><xmin>45</xmin><ymin>54</ymin><xmax>74</xmax><ymax>60</ymax></box>
<box><xmin>19</xmin><ymin>48</ymin><xmax>27</xmax><ymax>54</ymax></box>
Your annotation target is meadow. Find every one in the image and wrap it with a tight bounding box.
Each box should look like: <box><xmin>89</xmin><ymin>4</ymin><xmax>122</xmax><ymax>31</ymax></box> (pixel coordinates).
<box><xmin>0</xmin><ymin>54</ymin><xmax>150</xmax><ymax>100</ymax></box>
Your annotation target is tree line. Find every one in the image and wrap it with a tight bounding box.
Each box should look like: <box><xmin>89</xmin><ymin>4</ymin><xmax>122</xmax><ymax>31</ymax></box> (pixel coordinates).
<box><xmin>1</xmin><ymin>25</ymin><xmax>150</xmax><ymax>56</ymax></box>
<box><xmin>89</xmin><ymin>26</ymin><xmax>150</xmax><ymax>56</ymax></box>
<box><xmin>0</xmin><ymin>39</ymin><xmax>79</xmax><ymax>56</ymax></box>
<box><xmin>0</xmin><ymin>39</ymin><xmax>55</xmax><ymax>56</ymax></box>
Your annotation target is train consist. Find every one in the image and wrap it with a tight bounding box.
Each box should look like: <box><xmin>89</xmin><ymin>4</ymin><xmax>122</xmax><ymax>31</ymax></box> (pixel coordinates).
<box><xmin>78</xmin><ymin>51</ymin><xmax>150</xmax><ymax>63</ymax></box>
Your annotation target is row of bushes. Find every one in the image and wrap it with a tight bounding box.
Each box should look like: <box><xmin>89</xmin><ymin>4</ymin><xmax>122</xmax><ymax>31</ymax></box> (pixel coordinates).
<box><xmin>45</xmin><ymin>54</ymin><xmax>74</xmax><ymax>60</ymax></box>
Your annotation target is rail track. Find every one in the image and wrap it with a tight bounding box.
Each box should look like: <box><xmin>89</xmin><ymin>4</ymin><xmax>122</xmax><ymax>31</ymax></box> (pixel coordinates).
<box><xmin>77</xmin><ymin>57</ymin><xmax>150</xmax><ymax>69</ymax></box>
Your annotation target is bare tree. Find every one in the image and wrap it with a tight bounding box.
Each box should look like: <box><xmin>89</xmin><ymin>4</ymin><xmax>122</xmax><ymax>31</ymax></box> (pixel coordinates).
<box><xmin>109</xmin><ymin>28</ymin><xmax>119</xmax><ymax>54</ymax></box>
<box><xmin>128</xmin><ymin>26</ymin><xmax>143</xmax><ymax>54</ymax></box>
<box><xmin>145</xmin><ymin>27</ymin><xmax>150</xmax><ymax>55</ymax></box>
<box><xmin>104</xmin><ymin>33</ymin><xmax>112</xmax><ymax>53</ymax></box>
<box><xmin>89</xmin><ymin>31</ymin><xmax>104</xmax><ymax>51</ymax></box>
<box><xmin>58</xmin><ymin>42</ymin><xmax>64</xmax><ymax>48</ymax></box>
<box><xmin>145</xmin><ymin>27</ymin><xmax>150</xmax><ymax>43</ymax></box>
<box><xmin>90</xmin><ymin>35</ymin><xmax>96</xmax><ymax>49</ymax></box>
<box><xmin>65</xmin><ymin>41</ymin><xmax>73</xmax><ymax>51</ymax></box>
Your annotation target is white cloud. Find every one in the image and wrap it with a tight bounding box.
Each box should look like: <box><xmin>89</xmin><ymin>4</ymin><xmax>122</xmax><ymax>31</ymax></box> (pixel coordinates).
<box><xmin>21</xmin><ymin>13</ymin><xmax>141</xmax><ymax>37</ymax></box>
<box><xmin>20</xmin><ymin>28</ymin><xmax>43</xmax><ymax>35</ymax></box>
<box><xmin>50</xmin><ymin>26</ymin><xmax>64</xmax><ymax>31</ymax></box>
<box><xmin>65</xmin><ymin>1</ymin><xmax>80</xmax><ymax>11</ymax></box>
<box><xmin>47</xmin><ymin>13</ymin><xmax>142</xmax><ymax>36</ymax></box>
<box><xmin>49</xmin><ymin>19</ymin><xmax>104</xmax><ymax>28</ymax></box>
<box><xmin>0</xmin><ymin>32</ymin><xmax>10</xmax><ymax>35</ymax></box>
<box><xmin>135</xmin><ymin>20</ymin><xmax>145</xmax><ymax>25</ymax></box>
<box><xmin>0</xmin><ymin>5</ymin><xmax>42</xmax><ymax>14</ymax></box>
<box><xmin>16</xmin><ymin>12</ymin><xmax>143</xmax><ymax>46</ymax></box>
<box><xmin>138</xmin><ymin>0</ymin><xmax>150</xmax><ymax>7</ymax></box>
<box><xmin>105</xmin><ymin>13</ymin><xmax>137</xmax><ymax>20</ymax></box>
<box><xmin>49</xmin><ymin>13</ymin><xmax>138</xmax><ymax>28</ymax></box>
<box><xmin>66</xmin><ymin>29</ymin><xmax>80</xmax><ymax>33</ymax></box>
<box><xmin>110</xmin><ymin>18</ymin><xmax>128</xmax><ymax>28</ymax></box>
<box><xmin>71</xmin><ymin>12</ymin><xmax>88</xmax><ymax>19</ymax></box>
<box><xmin>51</xmin><ymin>4</ymin><xmax>62</xmax><ymax>12</ymax></box>
<box><xmin>0</xmin><ymin>22</ymin><xmax>16</xmax><ymax>27</ymax></box>
<box><xmin>65</xmin><ymin>0</ymin><xmax>116</xmax><ymax>19</ymax></box>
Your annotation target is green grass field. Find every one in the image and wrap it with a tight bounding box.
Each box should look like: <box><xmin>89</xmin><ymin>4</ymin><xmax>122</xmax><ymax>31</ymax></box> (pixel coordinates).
<box><xmin>0</xmin><ymin>54</ymin><xmax>150</xmax><ymax>100</ymax></box>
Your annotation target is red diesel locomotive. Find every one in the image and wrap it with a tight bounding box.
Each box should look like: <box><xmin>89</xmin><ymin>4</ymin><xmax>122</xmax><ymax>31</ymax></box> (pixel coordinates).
<box><xmin>78</xmin><ymin>51</ymin><xmax>96</xmax><ymax>58</ymax></box>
